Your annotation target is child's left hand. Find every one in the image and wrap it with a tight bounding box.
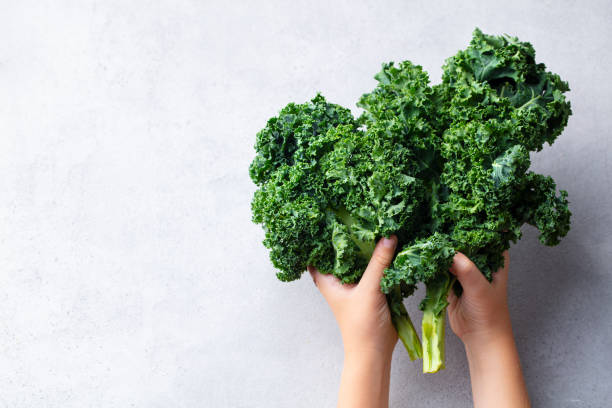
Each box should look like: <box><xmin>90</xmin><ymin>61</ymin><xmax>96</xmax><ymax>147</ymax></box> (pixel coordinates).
<box><xmin>309</xmin><ymin>236</ymin><xmax>399</xmax><ymax>408</ymax></box>
<box><xmin>308</xmin><ymin>235</ymin><xmax>399</xmax><ymax>359</ymax></box>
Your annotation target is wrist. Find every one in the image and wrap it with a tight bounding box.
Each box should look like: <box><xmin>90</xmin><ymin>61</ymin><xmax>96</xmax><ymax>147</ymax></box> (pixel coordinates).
<box><xmin>462</xmin><ymin>324</ymin><xmax>530</xmax><ymax>408</ymax></box>
<box><xmin>461</xmin><ymin>324</ymin><xmax>513</xmax><ymax>351</ymax></box>
<box><xmin>460</xmin><ymin>309</ymin><xmax>513</xmax><ymax>350</ymax></box>
<box><xmin>344</xmin><ymin>347</ymin><xmax>393</xmax><ymax>368</ymax></box>
<box><xmin>342</xmin><ymin>351</ymin><xmax>392</xmax><ymax>392</ymax></box>
<box><xmin>463</xmin><ymin>325</ymin><xmax>518</xmax><ymax>376</ymax></box>
<box><xmin>342</xmin><ymin>334</ymin><xmax>396</xmax><ymax>364</ymax></box>
<box><xmin>339</xmin><ymin>349</ymin><xmax>392</xmax><ymax>408</ymax></box>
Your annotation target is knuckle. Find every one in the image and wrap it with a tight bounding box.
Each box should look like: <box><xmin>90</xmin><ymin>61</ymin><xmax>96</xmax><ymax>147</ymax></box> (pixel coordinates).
<box><xmin>372</xmin><ymin>252</ymin><xmax>392</xmax><ymax>269</ymax></box>
<box><xmin>467</xmin><ymin>264</ymin><xmax>480</xmax><ymax>277</ymax></box>
<box><xmin>455</xmin><ymin>265</ymin><xmax>473</xmax><ymax>279</ymax></box>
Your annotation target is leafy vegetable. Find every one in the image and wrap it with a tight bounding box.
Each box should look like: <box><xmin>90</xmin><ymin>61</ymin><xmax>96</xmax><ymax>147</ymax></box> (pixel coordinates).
<box><xmin>249</xmin><ymin>28</ymin><xmax>571</xmax><ymax>372</ymax></box>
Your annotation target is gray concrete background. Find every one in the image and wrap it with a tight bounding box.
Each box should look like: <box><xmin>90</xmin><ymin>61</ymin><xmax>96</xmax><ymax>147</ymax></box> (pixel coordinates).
<box><xmin>1</xmin><ymin>0</ymin><xmax>611</xmax><ymax>406</ymax></box>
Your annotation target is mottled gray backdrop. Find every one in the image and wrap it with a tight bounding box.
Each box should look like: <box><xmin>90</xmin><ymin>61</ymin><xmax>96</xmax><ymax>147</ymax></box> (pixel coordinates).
<box><xmin>1</xmin><ymin>0</ymin><xmax>611</xmax><ymax>407</ymax></box>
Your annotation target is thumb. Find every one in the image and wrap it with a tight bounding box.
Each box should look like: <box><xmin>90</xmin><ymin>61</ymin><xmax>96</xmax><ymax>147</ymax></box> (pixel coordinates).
<box><xmin>449</xmin><ymin>252</ymin><xmax>489</xmax><ymax>296</ymax></box>
<box><xmin>359</xmin><ymin>235</ymin><xmax>397</xmax><ymax>292</ymax></box>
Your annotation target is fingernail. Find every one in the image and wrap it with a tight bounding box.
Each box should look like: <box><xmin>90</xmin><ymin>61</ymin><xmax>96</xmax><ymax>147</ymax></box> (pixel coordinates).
<box><xmin>381</xmin><ymin>236</ymin><xmax>395</xmax><ymax>248</ymax></box>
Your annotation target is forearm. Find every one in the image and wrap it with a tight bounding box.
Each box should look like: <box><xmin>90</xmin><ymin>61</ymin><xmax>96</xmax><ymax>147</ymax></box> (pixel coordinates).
<box><xmin>338</xmin><ymin>351</ymin><xmax>392</xmax><ymax>408</ymax></box>
<box><xmin>464</xmin><ymin>329</ymin><xmax>530</xmax><ymax>408</ymax></box>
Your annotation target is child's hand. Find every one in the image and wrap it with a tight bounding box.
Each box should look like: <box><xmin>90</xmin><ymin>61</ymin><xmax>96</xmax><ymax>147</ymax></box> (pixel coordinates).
<box><xmin>447</xmin><ymin>251</ymin><xmax>531</xmax><ymax>408</ymax></box>
<box><xmin>308</xmin><ymin>235</ymin><xmax>399</xmax><ymax>359</ymax></box>
<box><xmin>308</xmin><ymin>236</ymin><xmax>398</xmax><ymax>408</ymax></box>
<box><xmin>447</xmin><ymin>251</ymin><xmax>512</xmax><ymax>346</ymax></box>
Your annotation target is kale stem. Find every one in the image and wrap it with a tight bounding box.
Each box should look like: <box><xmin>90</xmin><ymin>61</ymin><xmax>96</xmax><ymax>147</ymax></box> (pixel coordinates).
<box><xmin>421</xmin><ymin>274</ymin><xmax>455</xmax><ymax>373</ymax></box>
<box><xmin>388</xmin><ymin>287</ymin><xmax>422</xmax><ymax>360</ymax></box>
<box><xmin>518</xmin><ymin>94</ymin><xmax>541</xmax><ymax>110</ymax></box>
<box><xmin>422</xmin><ymin>305</ymin><xmax>446</xmax><ymax>372</ymax></box>
<box><xmin>333</xmin><ymin>207</ymin><xmax>376</xmax><ymax>259</ymax></box>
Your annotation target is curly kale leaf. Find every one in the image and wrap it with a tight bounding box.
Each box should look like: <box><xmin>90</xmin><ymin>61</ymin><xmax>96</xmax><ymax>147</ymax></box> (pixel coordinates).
<box><xmin>249</xmin><ymin>94</ymin><xmax>357</xmax><ymax>185</ymax></box>
<box><xmin>441</xmin><ymin>27</ymin><xmax>572</xmax><ymax>151</ymax></box>
<box><xmin>381</xmin><ymin>233</ymin><xmax>455</xmax><ymax>294</ymax></box>
<box><xmin>250</xmin><ymin>91</ymin><xmax>432</xmax><ymax>284</ymax></box>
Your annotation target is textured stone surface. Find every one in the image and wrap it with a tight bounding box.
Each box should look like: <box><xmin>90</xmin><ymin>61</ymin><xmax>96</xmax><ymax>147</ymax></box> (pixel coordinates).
<box><xmin>1</xmin><ymin>1</ymin><xmax>611</xmax><ymax>406</ymax></box>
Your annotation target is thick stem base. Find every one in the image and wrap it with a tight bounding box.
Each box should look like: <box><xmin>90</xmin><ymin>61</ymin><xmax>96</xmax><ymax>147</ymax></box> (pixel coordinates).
<box><xmin>422</xmin><ymin>308</ymin><xmax>445</xmax><ymax>373</ymax></box>
<box><xmin>388</xmin><ymin>294</ymin><xmax>422</xmax><ymax>360</ymax></box>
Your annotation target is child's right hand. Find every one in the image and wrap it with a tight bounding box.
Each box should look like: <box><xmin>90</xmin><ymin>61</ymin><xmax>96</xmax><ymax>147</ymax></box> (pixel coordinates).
<box><xmin>447</xmin><ymin>251</ymin><xmax>512</xmax><ymax>346</ymax></box>
<box><xmin>447</xmin><ymin>251</ymin><xmax>531</xmax><ymax>408</ymax></box>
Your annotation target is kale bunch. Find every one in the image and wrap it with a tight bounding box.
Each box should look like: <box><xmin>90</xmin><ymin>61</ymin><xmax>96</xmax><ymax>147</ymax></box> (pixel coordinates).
<box><xmin>249</xmin><ymin>29</ymin><xmax>571</xmax><ymax>372</ymax></box>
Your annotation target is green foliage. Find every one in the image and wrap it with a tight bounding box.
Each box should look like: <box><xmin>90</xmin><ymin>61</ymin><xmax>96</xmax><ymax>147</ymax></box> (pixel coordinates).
<box><xmin>381</xmin><ymin>233</ymin><xmax>455</xmax><ymax>294</ymax></box>
<box><xmin>249</xmin><ymin>29</ymin><xmax>572</xmax><ymax>371</ymax></box>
